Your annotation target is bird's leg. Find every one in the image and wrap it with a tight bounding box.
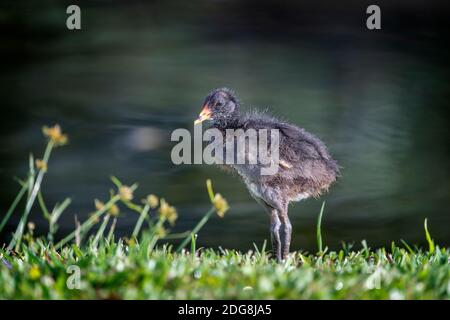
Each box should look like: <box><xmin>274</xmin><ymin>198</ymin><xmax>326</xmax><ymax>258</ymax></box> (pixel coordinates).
<box><xmin>279</xmin><ymin>209</ymin><xmax>292</xmax><ymax>261</ymax></box>
<box><xmin>270</xmin><ymin>209</ymin><xmax>282</xmax><ymax>262</ymax></box>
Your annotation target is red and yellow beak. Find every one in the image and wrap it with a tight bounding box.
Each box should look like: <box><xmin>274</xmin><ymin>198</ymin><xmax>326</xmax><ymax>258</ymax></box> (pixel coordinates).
<box><xmin>194</xmin><ymin>104</ymin><xmax>212</xmax><ymax>125</ymax></box>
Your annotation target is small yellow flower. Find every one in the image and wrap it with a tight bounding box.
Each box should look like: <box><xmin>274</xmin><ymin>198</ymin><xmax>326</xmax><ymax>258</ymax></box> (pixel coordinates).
<box><xmin>95</xmin><ymin>199</ymin><xmax>119</xmax><ymax>216</ymax></box>
<box><xmin>29</xmin><ymin>265</ymin><xmax>41</xmax><ymax>280</ymax></box>
<box><xmin>108</xmin><ymin>203</ymin><xmax>120</xmax><ymax>216</ymax></box>
<box><xmin>42</xmin><ymin>124</ymin><xmax>68</xmax><ymax>146</ymax></box>
<box><xmin>89</xmin><ymin>213</ymin><xmax>100</xmax><ymax>224</ymax></box>
<box><xmin>142</xmin><ymin>194</ymin><xmax>159</xmax><ymax>209</ymax></box>
<box><xmin>155</xmin><ymin>225</ymin><xmax>167</xmax><ymax>237</ymax></box>
<box><xmin>27</xmin><ymin>222</ymin><xmax>35</xmax><ymax>232</ymax></box>
<box><xmin>119</xmin><ymin>186</ymin><xmax>133</xmax><ymax>202</ymax></box>
<box><xmin>213</xmin><ymin>193</ymin><xmax>229</xmax><ymax>218</ymax></box>
<box><xmin>35</xmin><ymin>159</ymin><xmax>48</xmax><ymax>172</ymax></box>
<box><xmin>158</xmin><ymin>199</ymin><xmax>178</xmax><ymax>225</ymax></box>
<box><xmin>94</xmin><ymin>199</ymin><xmax>105</xmax><ymax>211</ymax></box>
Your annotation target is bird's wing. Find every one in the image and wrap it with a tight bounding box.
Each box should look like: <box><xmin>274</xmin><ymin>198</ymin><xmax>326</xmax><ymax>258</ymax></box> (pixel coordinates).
<box><xmin>239</xmin><ymin>119</ymin><xmax>298</xmax><ymax>169</ymax></box>
<box><xmin>277</xmin><ymin>123</ymin><xmax>330</xmax><ymax>160</ymax></box>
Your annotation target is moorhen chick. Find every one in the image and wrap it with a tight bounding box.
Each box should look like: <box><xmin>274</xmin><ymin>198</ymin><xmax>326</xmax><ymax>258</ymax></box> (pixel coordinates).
<box><xmin>194</xmin><ymin>88</ymin><xmax>339</xmax><ymax>262</ymax></box>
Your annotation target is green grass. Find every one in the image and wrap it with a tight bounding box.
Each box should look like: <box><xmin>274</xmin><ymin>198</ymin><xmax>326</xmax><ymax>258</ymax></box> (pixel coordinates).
<box><xmin>0</xmin><ymin>125</ymin><xmax>449</xmax><ymax>299</ymax></box>
<box><xmin>1</xmin><ymin>240</ymin><xmax>449</xmax><ymax>299</ymax></box>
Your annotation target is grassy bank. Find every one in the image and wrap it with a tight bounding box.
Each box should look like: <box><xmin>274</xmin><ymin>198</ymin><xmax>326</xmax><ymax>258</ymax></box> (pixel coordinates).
<box><xmin>0</xmin><ymin>125</ymin><xmax>449</xmax><ymax>299</ymax></box>
<box><xmin>1</xmin><ymin>239</ymin><xmax>450</xmax><ymax>299</ymax></box>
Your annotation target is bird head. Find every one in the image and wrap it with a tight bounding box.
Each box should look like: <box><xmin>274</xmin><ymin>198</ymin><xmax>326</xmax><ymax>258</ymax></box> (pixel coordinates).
<box><xmin>195</xmin><ymin>88</ymin><xmax>240</xmax><ymax>127</ymax></box>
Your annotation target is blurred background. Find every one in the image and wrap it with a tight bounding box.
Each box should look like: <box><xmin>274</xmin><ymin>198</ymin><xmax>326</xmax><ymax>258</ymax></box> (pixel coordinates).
<box><xmin>1</xmin><ymin>0</ymin><xmax>449</xmax><ymax>251</ymax></box>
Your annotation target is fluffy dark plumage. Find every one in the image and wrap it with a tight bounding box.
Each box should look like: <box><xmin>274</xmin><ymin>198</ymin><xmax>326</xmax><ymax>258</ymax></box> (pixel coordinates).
<box><xmin>197</xmin><ymin>88</ymin><xmax>339</xmax><ymax>261</ymax></box>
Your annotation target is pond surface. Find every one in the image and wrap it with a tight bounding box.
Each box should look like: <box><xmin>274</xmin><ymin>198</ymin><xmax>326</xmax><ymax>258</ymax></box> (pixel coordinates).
<box><xmin>1</xmin><ymin>2</ymin><xmax>449</xmax><ymax>251</ymax></box>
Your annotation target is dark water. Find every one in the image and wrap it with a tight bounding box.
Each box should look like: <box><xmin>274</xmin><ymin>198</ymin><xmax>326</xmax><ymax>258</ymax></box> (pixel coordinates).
<box><xmin>1</xmin><ymin>1</ymin><xmax>449</xmax><ymax>251</ymax></box>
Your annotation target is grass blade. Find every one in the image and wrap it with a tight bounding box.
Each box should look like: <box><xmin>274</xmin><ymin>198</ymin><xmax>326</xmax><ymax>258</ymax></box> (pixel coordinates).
<box><xmin>162</xmin><ymin>231</ymin><xmax>191</xmax><ymax>240</ymax></box>
<box><xmin>206</xmin><ymin>179</ymin><xmax>214</xmax><ymax>202</ymax></box>
<box><xmin>48</xmin><ymin>198</ymin><xmax>72</xmax><ymax>241</ymax></box>
<box><xmin>92</xmin><ymin>214</ymin><xmax>110</xmax><ymax>250</ymax></box>
<box><xmin>37</xmin><ymin>191</ymin><xmax>51</xmax><ymax>220</ymax></box>
<box><xmin>54</xmin><ymin>194</ymin><xmax>121</xmax><ymax>249</ymax></box>
<box><xmin>51</xmin><ymin>198</ymin><xmax>72</xmax><ymax>226</ymax></box>
<box><xmin>107</xmin><ymin>217</ymin><xmax>117</xmax><ymax>244</ymax></box>
<box><xmin>8</xmin><ymin>142</ymin><xmax>54</xmax><ymax>251</ymax></box>
<box><xmin>317</xmin><ymin>201</ymin><xmax>325</xmax><ymax>253</ymax></box>
<box><xmin>0</xmin><ymin>182</ymin><xmax>28</xmax><ymax>234</ymax></box>
<box><xmin>190</xmin><ymin>233</ymin><xmax>197</xmax><ymax>255</ymax></box>
<box><xmin>132</xmin><ymin>204</ymin><xmax>150</xmax><ymax>239</ymax></box>
<box><xmin>176</xmin><ymin>207</ymin><xmax>215</xmax><ymax>252</ymax></box>
<box><xmin>424</xmin><ymin>218</ymin><xmax>435</xmax><ymax>254</ymax></box>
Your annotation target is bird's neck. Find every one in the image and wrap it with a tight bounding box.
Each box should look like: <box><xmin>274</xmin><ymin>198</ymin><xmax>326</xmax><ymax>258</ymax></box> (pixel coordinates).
<box><xmin>212</xmin><ymin>113</ymin><xmax>241</xmax><ymax>130</ymax></box>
